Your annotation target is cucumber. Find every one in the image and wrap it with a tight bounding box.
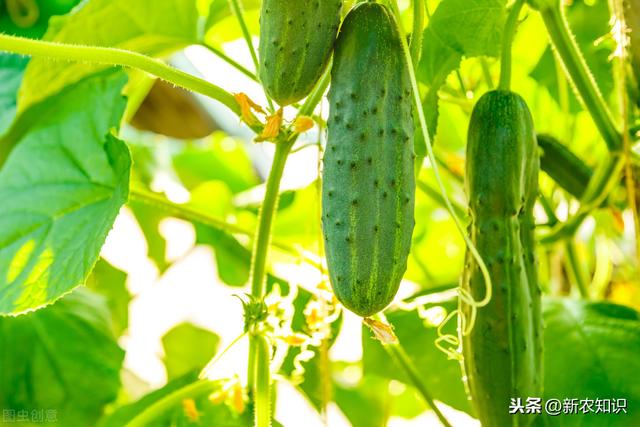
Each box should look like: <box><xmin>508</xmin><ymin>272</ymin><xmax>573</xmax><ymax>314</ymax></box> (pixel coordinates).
<box><xmin>258</xmin><ymin>0</ymin><xmax>342</xmax><ymax>106</ymax></box>
<box><xmin>322</xmin><ymin>2</ymin><xmax>415</xmax><ymax>318</ymax></box>
<box><xmin>537</xmin><ymin>133</ymin><xmax>592</xmax><ymax>199</ymax></box>
<box><xmin>462</xmin><ymin>90</ymin><xmax>543</xmax><ymax>427</ymax></box>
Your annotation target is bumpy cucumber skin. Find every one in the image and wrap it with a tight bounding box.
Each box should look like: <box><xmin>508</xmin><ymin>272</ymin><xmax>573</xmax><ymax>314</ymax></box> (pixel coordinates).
<box><xmin>462</xmin><ymin>90</ymin><xmax>542</xmax><ymax>427</ymax></box>
<box><xmin>258</xmin><ymin>0</ymin><xmax>342</xmax><ymax>106</ymax></box>
<box><xmin>322</xmin><ymin>3</ymin><xmax>415</xmax><ymax>318</ymax></box>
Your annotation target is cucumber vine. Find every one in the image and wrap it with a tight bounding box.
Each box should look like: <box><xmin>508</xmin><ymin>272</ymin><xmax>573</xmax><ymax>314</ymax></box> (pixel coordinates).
<box><xmin>0</xmin><ymin>34</ymin><xmax>241</xmax><ymax>117</ymax></box>
<box><xmin>526</xmin><ymin>0</ymin><xmax>632</xmax><ymax>245</ymax></box>
<box><xmin>499</xmin><ymin>0</ymin><xmax>525</xmax><ymax>91</ymax></box>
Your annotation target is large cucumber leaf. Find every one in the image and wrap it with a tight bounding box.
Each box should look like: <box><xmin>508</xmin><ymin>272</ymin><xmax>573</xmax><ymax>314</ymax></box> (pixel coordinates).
<box><xmin>0</xmin><ymin>72</ymin><xmax>130</xmax><ymax>315</ymax></box>
<box><xmin>0</xmin><ymin>288</ymin><xmax>124</xmax><ymax>426</ymax></box>
<box><xmin>18</xmin><ymin>0</ymin><xmax>200</xmax><ymax>112</ymax></box>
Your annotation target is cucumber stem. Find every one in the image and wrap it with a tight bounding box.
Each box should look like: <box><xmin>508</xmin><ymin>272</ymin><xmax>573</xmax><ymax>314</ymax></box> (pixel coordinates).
<box><xmin>499</xmin><ymin>0</ymin><xmax>525</xmax><ymax>91</ymax></box>
<box><xmin>541</xmin><ymin>154</ymin><xmax>625</xmax><ymax>243</ymax></box>
<box><xmin>410</xmin><ymin>0</ymin><xmax>425</xmax><ymax>70</ymax></box>
<box><xmin>0</xmin><ymin>33</ymin><xmax>240</xmax><ymax>116</ymax></box>
<box><xmin>253</xmin><ymin>334</ymin><xmax>272</xmax><ymax>427</ymax></box>
<box><xmin>246</xmin><ymin>139</ymin><xmax>292</xmax><ymax>408</ymax></box>
<box><xmin>249</xmin><ymin>141</ymin><xmax>293</xmax><ymax>298</ymax></box>
<box><xmin>565</xmin><ymin>240</ymin><xmax>590</xmax><ymax>298</ymax></box>
<box><xmin>246</xmin><ymin>70</ymin><xmax>331</xmax><ymax>425</ymax></box>
<box><xmin>202</xmin><ymin>43</ymin><xmax>259</xmax><ymax>82</ymax></box>
<box><xmin>538</xmin><ymin>3</ymin><xmax>621</xmax><ymax>151</ymax></box>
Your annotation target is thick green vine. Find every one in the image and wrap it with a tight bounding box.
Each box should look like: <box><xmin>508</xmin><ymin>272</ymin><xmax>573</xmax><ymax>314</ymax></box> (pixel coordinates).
<box><xmin>529</xmin><ymin>0</ymin><xmax>628</xmax><ymax>243</ymax></box>
<box><xmin>246</xmin><ymin>69</ymin><xmax>331</xmax><ymax>426</ymax></box>
<box><xmin>499</xmin><ymin>0</ymin><xmax>525</xmax><ymax>90</ymax></box>
<box><xmin>0</xmin><ymin>34</ymin><xmax>240</xmax><ymax>116</ymax></box>
<box><xmin>532</xmin><ymin>1</ymin><xmax>621</xmax><ymax>152</ymax></box>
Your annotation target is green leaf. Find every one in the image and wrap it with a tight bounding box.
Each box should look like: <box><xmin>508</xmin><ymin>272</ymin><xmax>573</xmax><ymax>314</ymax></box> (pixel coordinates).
<box><xmin>188</xmin><ymin>179</ymin><xmax>287</xmax><ymax>289</ymax></box>
<box><xmin>203</xmin><ymin>0</ymin><xmax>261</xmax><ymax>45</ymax></box>
<box><xmin>129</xmin><ymin>201</ymin><xmax>170</xmax><ymax>273</ymax></box>
<box><xmin>198</xmin><ymin>225</ymin><xmax>252</xmax><ymax>287</ymax></box>
<box><xmin>0</xmin><ymin>72</ymin><xmax>130</xmax><ymax>315</ymax></box>
<box><xmin>204</xmin><ymin>0</ymin><xmax>261</xmax><ymax>36</ymax></box>
<box><xmin>538</xmin><ymin>298</ymin><xmax>640</xmax><ymax>426</ymax></box>
<box><xmin>417</xmin><ymin>0</ymin><xmax>506</xmax><ymax>140</ymax></box>
<box><xmin>125</xmin><ymin>137</ymin><xmax>172</xmax><ymax>272</ymax></box>
<box><xmin>189</xmin><ymin>179</ymin><xmax>251</xmax><ymax>287</ymax></box>
<box><xmin>431</xmin><ymin>0</ymin><xmax>506</xmax><ymax>57</ymax></box>
<box><xmin>162</xmin><ymin>322</ymin><xmax>220</xmax><ymax>380</ymax></box>
<box><xmin>0</xmin><ymin>54</ymin><xmax>29</xmax><ymax>136</ymax></box>
<box><xmin>271</xmin><ymin>182</ymin><xmax>322</xmax><ymax>251</ymax></box>
<box><xmin>370</xmin><ymin>297</ymin><xmax>640</xmax><ymax>423</ymax></box>
<box><xmin>86</xmin><ymin>258</ymin><xmax>131</xmax><ymax>336</ymax></box>
<box><xmin>333</xmin><ymin>374</ymin><xmax>389</xmax><ymax>427</ymax></box>
<box><xmin>18</xmin><ymin>0</ymin><xmax>201</xmax><ymax>112</ymax></box>
<box><xmin>0</xmin><ymin>288</ymin><xmax>124</xmax><ymax>427</ymax></box>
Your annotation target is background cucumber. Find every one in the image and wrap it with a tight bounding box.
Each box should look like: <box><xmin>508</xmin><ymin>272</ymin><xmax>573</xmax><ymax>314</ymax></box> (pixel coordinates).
<box><xmin>537</xmin><ymin>133</ymin><xmax>592</xmax><ymax>199</ymax></box>
<box><xmin>322</xmin><ymin>2</ymin><xmax>415</xmax><ymax>318</ymax></box>
<box><xmin>462</xmin><ymin>90</ymin><xmax>543</xmax><ymax>427</ymax></box>
<box><xmin>258</xmin><ymin>0</ymin><xmax>342</xmax><ymax>106</ymax></box>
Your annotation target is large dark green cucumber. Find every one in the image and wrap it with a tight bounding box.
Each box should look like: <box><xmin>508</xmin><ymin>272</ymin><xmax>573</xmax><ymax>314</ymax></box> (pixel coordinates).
<box><xmin>258</xmin><ymin>0</ymin><xmax>342</xmax><ymax>106</ymax></box>
<box><xmin>322</xmin><ymin>3</ymin><xmax>415</xmax><ymax>318</ymax></box>
<box><xmin>462</xmin><ymin>90</ymin><xmax>542</xmax><ymax>427</ymax></box>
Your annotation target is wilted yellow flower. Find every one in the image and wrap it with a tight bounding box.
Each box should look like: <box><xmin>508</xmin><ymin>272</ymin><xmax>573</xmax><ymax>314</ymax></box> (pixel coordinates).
<box><xmin>293</xmin><ymin>116</ymin><xmax>315</xmax><ymax>133</ymax></box>
<box><xmin>182</xmin><ymin>398</ymin><xmax>200</xmax><ymax>422</ymax></box>
<box><xmin>256</xmin><ymin>108</ymin><xmax>284</xmax><ymax>142</ymax></box>
<box><xmin>234</xmin><ymin>92</ymin><xmax>264</xmax><ymax>126</ymax></box>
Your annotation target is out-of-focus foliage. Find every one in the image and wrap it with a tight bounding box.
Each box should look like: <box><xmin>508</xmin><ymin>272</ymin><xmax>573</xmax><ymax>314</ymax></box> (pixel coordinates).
<box><xmin>162</xmin><ymin>322</ymin><xmax>220</xmax><ymax>380</ymax></box>
<box><xmin>86</xmin><ymin>259</ymin><xmax>131</xmax><ymax>336</ymax></box>
<box><xmin>0</xmin><ymin>289</ymin><xmax>124</xmax><ymax>426</ymax></box>
<box><xmin>0</xmin><ymin>0</ymin><xmax>639</xmax><ymax>426</ymax></box>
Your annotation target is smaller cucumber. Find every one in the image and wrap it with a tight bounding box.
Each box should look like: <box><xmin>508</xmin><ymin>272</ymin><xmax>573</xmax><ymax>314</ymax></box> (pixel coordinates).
<box><xmin>258</xmin><ymin>0</ymin><xmax>342</xmax><ymax>106</ymax></box>
<box><xmin>537</xmin><ymin>134</ymin><xmax>592</xmax><ymax>199</ymax></box>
